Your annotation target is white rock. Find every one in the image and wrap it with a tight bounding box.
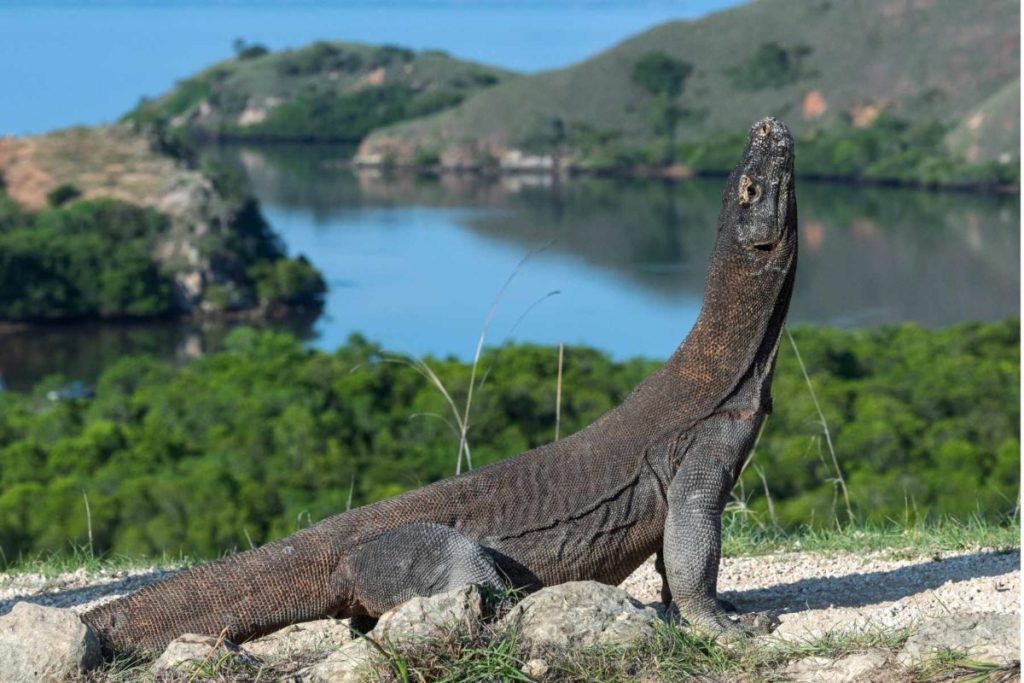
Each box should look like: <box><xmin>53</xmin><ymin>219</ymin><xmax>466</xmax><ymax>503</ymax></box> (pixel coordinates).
<box><xmin>300</xmin><ymin>638</ymin><xmax>387</xmax><ymax>683</ymax></box>
<box><xmin>504</xmin><ymin>581</ymin><xmax>660</xmax><ymax>651</ymax></box>
<box><xmin>897</xmin><ymin>612</ymin><xmax>1020</xmax><ymax>667</ymax></box>
<box><xmin>375</xmin><ymin>584</ymin><xmax>488</xmax><ymax>643</ymax></box>
<box><xmin>521</xmin><ymin>657</ymin><xmax>550</xmax><ymax>678</ymax></box>
<box><xmin>245</xmin><ymin>618</ymin><xmax>354</xmax><ymax>659</ymax></box>
<box><xmin>782</xmin><ymin>650</ymin><xmax>888</xmax><ymax>682</ymax></box>
<box><xmin>0</xmin><ymin>602</ymin><xmax>100</xmax><ymax>683</ymax></box>
<box><xmin>150</xmin><ymin>633</ymin><xmax>253</xmax><ymax>675</ymax></box>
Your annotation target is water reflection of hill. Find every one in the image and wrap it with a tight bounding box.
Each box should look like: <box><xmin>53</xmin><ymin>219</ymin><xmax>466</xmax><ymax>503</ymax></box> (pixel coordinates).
<box><xmin>211</xmin><ymin>144</ymin><xmax>1020</xmax><ymax>328</ymax></box>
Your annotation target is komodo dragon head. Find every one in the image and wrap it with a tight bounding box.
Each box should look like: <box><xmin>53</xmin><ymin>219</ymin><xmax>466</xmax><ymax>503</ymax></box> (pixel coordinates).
<box><xmin>719</xmin><ymin>117</ymin><xmax>797</xmax><ymax>263</ymax></box>
<box><xmin>693</xmin><ymin>117</ymin><xmax>797</xmax><ymax>329</ymax></box>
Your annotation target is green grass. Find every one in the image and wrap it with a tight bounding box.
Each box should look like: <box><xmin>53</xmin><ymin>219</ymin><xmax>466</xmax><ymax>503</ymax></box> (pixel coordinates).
<box><xmin>79</xmin><ymin>624</ymin><xmax>1020</xmax><ymax>682</ymax></box>
<box><xmin>3</xmin><ymin>516</ymin><xmax>1014</xmax><ymax>577</ymax></box>
<box><xmin>0</xmin><ymin>548</ymin><xmax>192</xmax><ymax>578</ymax></box>
<box><xmin>720</xmin><ymin>514</ymin><xmax>1021</xmax><ymax>559</ymax></box>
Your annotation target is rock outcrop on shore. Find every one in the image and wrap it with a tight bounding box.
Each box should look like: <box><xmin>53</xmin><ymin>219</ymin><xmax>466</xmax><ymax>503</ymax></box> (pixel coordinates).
<box><xmin>0</xmin><ymin>125</ymin><xmax>324</xmax><ymax>320</ymax></box>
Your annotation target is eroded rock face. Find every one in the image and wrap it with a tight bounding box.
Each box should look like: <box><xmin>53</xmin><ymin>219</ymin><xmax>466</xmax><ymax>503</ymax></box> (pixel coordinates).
<box><xmin>0</xmin><ymin>602</ymin><xmax>100</xmax><ymax>683</ymax></box>
<box><xmin>375</xmin><ymin>583</ymin><xmax>489</xmax><ymax>643</ymax></box>
<box><xmin>245</xmin><ymin>618</ymin><xmax>355</xmax><ymax>659</ymax></box>
<box><xmin>150</xmin><ymin>633</ymin><xmax>254</xmax><ymax>676</ymax></box>
<box><xmin>782</xmin><ymin>650</ymin><xmax>889</xmax><ymax>682</ymax></box>
<box><xmin>299</xmin><ymin>584</ymin><xmax>488</xmax><ymax>682</ymax></box>
<box><xmin>502</xmin><ymin>581</ymin><xmax>660</xmax><ymax>651</ymax></box>
<box><xmin>300</xmin><ymin>638</ymin><xmax>388</xmax><ymax>683</ymax></box>
<box><xmin>897</xmin><ymin>612</ymin><xmax>1020</xmax><ymax>667</ymax></box>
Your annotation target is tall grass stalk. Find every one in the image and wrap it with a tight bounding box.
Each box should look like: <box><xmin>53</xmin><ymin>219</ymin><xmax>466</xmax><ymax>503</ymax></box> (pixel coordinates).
<box><xmin>456</xmin><ymin>249</ymin><xmax>554</xmax><ymax>474</ymax></box>
<box><xmin>387</xmin><ymin>249</ymin><xmax>555</xmax><ymax>475</ymax></box>
<box><xmin>555</xmin><ymin>342</ymin><xmax>564</xmax><ymax>440</ymax></box>
<box><xmin>379</xmin><ymin>357</ymin><xmax>470</xmax><ymax>473</ymax></box>
<box><xmin>752</xmin><ymin>463</ymin><xmax>778</xmax><ymax>529</ymax></box>
<box><xmin>786</xmin><ymin>329</ymin><xmax>853</xmax><ymax>523</ymax></box>
<box><xmin>82</xmin><ymin>490</ymin><xmax>94</xmax><ymax>560</ymax></box>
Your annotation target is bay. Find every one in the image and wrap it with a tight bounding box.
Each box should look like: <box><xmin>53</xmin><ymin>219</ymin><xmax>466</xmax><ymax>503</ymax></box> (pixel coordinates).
<box><xmin>1</xmin><ymin>143</ymin><xmax>1016</xmax><ymax>391</ymax></box>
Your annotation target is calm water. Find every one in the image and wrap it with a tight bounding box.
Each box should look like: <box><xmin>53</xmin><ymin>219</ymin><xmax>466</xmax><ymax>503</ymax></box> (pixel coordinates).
<box><xmin>2</xmin><ymin>144</ymin><xmax>1017</xmax><ymax>391</ymax></box>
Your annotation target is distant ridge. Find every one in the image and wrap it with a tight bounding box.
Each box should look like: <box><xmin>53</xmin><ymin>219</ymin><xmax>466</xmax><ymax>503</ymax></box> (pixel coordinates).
<box><xmin>127</xmin><ymin>41</ymin><xmax>514</xmax><ymax>143</ymax></box>
<box><xmin>357</xmin><ymin>0</ymin><xmax>1018</xmax><ymax>187</ymax></box>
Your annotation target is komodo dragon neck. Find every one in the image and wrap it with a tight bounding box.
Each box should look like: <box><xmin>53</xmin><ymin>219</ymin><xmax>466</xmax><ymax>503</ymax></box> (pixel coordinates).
<box><xmin>609</xmin><ymin>136</ymin><xmax>798</xmax><ymax>446</ymax></box>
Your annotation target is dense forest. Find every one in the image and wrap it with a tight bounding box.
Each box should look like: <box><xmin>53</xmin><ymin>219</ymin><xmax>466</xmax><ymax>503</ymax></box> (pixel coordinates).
<box><xmin>0</xmin><ymin>320</ymin><xmax>1016</xmax><ymax>562</ymax></box>
<box><xmin>0</xmin><ymin>188</ymin><xmax>324</xmax><ymax>321</ymax></box>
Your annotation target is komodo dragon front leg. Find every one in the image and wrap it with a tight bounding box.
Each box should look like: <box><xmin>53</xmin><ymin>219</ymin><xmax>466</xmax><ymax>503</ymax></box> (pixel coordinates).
<box><xmin>663</xmin><ymin>410</ymin><xmax>771</xmax><ymax>638</ymax></box>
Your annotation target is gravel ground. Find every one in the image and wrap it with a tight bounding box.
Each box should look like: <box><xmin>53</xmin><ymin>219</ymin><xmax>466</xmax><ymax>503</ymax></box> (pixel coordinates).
<box><xmin>621</xmin><ymin>547</ymin><xmax>1020</xmax><ymax>640</ymax></box>
<box><xmin>0</xmin><ymin>546</ymin><xmax>1018</xmax><ymax>643</ymax></box>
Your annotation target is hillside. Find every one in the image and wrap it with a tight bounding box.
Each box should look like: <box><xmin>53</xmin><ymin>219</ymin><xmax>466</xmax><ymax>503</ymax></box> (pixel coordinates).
<box><xmin>0</xmin><ymin>125</ymin><xmax>324</xmax><ymax>320</ymax></box>
<box><xmin>127</xmin><ymin>41</ymin><xmax>515</xmax><ymax>143</ymax></box>
<box><xmin>358</xmin><ymin>0</ymin><xmax>1019</xmax><ymax>187</ymax></box>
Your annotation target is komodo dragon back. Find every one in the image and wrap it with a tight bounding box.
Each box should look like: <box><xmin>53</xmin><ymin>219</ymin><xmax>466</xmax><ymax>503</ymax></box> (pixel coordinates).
<box><xmin>84</xmin><ymin>117</ymin><xmax>799</xmax><ymax>654</ymax></box>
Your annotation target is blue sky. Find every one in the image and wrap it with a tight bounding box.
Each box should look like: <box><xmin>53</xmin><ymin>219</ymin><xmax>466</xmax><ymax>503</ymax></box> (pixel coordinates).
<box><xmin>0</xmin><ymin>0</ymin><xmax>745</xmax><ymax>135</ymax></box>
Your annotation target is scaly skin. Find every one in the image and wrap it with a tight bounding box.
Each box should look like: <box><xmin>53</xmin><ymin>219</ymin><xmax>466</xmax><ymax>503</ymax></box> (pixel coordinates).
<box><xmin>83</xmin><ymin>117</ymin><xmax>798</xmax><ymax>655</ymax></box>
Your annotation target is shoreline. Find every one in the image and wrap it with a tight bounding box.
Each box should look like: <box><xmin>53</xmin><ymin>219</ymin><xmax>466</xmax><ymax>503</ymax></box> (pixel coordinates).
<box><xmin>346</xmin><ymin>156</ymin><xmax>1021</xmax><ymax>196</ymax></box>
<box><xmin>190</xmin><ymin>138</ymin><xmax>1021</xmax><ymax>196</ymax></box>
<box><xmin>0</xmin><ymin>302</ymin><xmax>323</xmax><ymax>335</ymax></box>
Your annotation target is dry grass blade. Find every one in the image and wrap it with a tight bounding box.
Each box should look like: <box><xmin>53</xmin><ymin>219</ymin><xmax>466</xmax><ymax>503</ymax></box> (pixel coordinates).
<box><xmin>82</xmin><ymin>490</ymin><xmax>94</xmax><ymax>560</ymax></box>
<box><xmin>752</xmin><ymin>463</ymin><xmax>778</xmax><ymax>529</ymax></box>
<box><xmin>456</xmin><ymin>259</ymin><xmax>556</xmax><ymax>475</ymax></box>
<box><xmin>786</xmin><ymin>329</ymin><xmax>852</xmax><ymax>523</ymax></box>
<box><xmin>378</xmin><ymin>356</ymin><xmax>469</xmax><ymax>474</ymax></box>
<box><xmin>186</xmin><ymin>626</ymin><xmax>230</xmax><ymax>682</ymax></box>
<box><xmin>555</xmin><ymin>342</ymin><xmax>564</xmax><ymax>441</ymax></box>
<box><xmin>475</xmin><ymin>289</ymin><xmax>561</xmax><ymax>394</ymax></box>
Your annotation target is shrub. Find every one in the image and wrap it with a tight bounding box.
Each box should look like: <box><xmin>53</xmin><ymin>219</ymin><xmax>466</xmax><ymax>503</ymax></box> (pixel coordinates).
<box><xmin>0</xmin><ymin>199</ymin><xmax>175</xmax><ymax>319</ymax></box>
<box><xmin>46</xmin><ymin>184</ymin><xmax>81</xmax><ymax>207</ymax></box>
<box><xmin>232</xmin><ymin>38</ymin><xmax>269</xmax><ymax>60</ymax></box>
<box><xmin>249</xmin><ymin>256</ymin><xmax>326</xmax><ymax>307</ymax></box>
<box><xmin>726</xmin><ymin>42</ymin><xmax>816</xmax><ymax>90</ymax></box>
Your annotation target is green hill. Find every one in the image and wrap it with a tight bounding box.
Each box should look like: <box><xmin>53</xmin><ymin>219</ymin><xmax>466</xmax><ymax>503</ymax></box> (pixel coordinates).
<box><xmin>127</xmin><ymin>41</ymin><xmax>515</xmax><ymax>143</ymax></box>
<box><xmin>358</xmin><ymin>0</ymin><xmax>1019</xmax><ymax>187</ymax></box>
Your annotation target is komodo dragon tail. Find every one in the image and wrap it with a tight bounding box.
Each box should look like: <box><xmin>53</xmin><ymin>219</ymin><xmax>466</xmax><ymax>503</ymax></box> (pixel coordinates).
<box><xmin>82</xmin><ymin>524</ymin><xmax>348</xmax><ymax>655</ymax></box>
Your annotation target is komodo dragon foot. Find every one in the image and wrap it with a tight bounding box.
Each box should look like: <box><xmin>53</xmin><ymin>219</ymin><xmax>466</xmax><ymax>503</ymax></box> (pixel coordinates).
<box><xmin>677</xmin><ymin>600</ymin><xmax>777</xmax><ymax>641</ymax></box>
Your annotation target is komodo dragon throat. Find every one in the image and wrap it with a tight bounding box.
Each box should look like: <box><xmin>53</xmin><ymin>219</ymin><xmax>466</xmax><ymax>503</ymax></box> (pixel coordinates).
<box><xmin>84</xmin><ymin>117</ymin><xmax>799</xmax><ymax>655</ymax></box>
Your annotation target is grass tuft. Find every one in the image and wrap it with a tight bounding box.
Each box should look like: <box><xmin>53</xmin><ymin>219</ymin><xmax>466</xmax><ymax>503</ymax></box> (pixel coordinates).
<box><xmin>721</xmin><ymin>513</ymin><xmax>1020</xmax><ymax>559</ymax></box>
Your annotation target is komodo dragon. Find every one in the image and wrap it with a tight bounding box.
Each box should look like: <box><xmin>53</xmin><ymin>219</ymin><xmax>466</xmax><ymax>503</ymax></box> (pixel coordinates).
<box><xmin>83</xmin><ymin>117</ymin><xmax>799</xmax><ymax>656</ymax></box>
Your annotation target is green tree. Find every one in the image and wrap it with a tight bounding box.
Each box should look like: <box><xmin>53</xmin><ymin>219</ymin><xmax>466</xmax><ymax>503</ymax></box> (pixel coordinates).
<box><xmin>631</xmin><ymin>51</ymin><xmax>693</xmax><ymax>97</ymax></box>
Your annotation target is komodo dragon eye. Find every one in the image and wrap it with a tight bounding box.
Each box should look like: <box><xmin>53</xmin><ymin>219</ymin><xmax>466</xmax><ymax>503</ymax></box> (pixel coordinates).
<box><xmin>738</xmin><ymin>175</ymin><xmax>762</xmax><ymax>207</ymax></box>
